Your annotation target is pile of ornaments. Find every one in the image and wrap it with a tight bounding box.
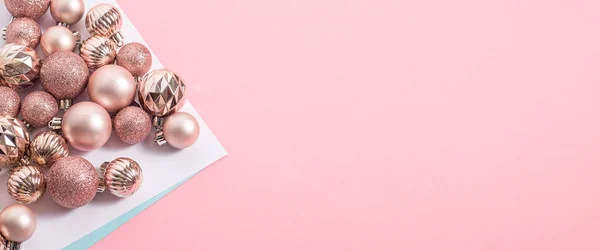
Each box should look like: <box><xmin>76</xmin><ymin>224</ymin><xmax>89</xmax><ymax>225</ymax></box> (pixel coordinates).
<box><xmin>0</xmin><ymin>0</ymin><xmax>201</xmax><ymax>248</ymax></box>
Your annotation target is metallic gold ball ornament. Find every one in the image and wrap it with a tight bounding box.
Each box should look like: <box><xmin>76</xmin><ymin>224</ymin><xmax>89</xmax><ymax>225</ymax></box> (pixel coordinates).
<box><xmin>40</xmin><ymin>26</ymin><xmax>77</xmax><ymax>56</ymax></box>
<box><xmin>50</xmin><ymin>101</ymin><xmax>112</xmax><ymax>151</ymax></box>
<box><xmin>21</xmin><ymin>91</ymin><xmax>58</xmax><ymax>129</ymax></box>
<box><xmin>50</xmin><ymin>0</ymin><xmax>85</xmax><ymax>26</ymax></box>
<box><xmin>40</xmin><ymin>51</ymin><xmax>89</xmax><ymax>108</ymax></box>
<box><xmin>4</xmin><ymin>0</ymin><xmax>50</xmax><ymax>19</ymax></box>
<box><xmin>0</xmin><ymin>86</ymin><xmax>20</xmax><ymax>117</ymax></box>
<box><xmin>47</xmin><ymin>156</ymin><xmax>99</xmax><ymax>208</ymax></box>
<box><xmin>98</xmin><ymin>157</ymin><xmax>143</xmax><ymax>198</ymax></box>
<box><xmin>4</xmin><ymin>17</ymin><xmax>41</xmax><ymax>49</ymax></box>
<box><xmin>0</xmin><ymin>43</ymin><xmax>40</xmax><ymax>90</ymax></box>
<box><xmin>80</xmin><ymin>35</ymin><xmax>116</xmax><ymax>70</ymax></box>
<box><xmin>0</xmin><ymin>204</ymin><xmax>36</xmax><ymax>246</ymax></box>
<box><xmin>85</xmin><ymin>3</ymin><xmax>124</xmax><ymax>46</ymax></box>
<box><xmin>27</xmin><ymin>131</ymin><xmax>68</xmax><ymax>168</ymax></box>
<box><xmin>7</xmin><ymin>165</ymin><xmax>46</xmax><ymax>204</ymax></box>
<box><xmin>116</xmin><ymin>42</ymin><xmax>152</xmax><ymax>77</ymax></box>
<box><xmin>0</xmin><ymin>116</ymin><xmax>29</xmax><ymax>167</ymax></box>
<box><xmin>138</xmin><ymin>69</ymin><xmax>187</xmax><ymax>117</ymax></box>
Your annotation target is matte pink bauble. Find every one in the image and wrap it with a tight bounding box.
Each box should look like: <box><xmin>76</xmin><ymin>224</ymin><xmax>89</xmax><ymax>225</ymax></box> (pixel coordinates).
<box><xmin>88</xmin><ymin>65</ymin><xmax>136</xmax><ymax>113</ymax></box>
<box><xmin>61</xmin><ymin>101</ymin><xmax>111</xmax><ymax>151</ymax></box>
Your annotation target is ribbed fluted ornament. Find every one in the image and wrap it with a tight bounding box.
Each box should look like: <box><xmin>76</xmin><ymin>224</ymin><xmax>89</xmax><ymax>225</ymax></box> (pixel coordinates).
<box><xmin>80</xmin><ymin>35</ymin><xmax>116</xmax><ymax>70</ymax></box>
<box><xmin>27</xmin><ymin>131</ymin><xmax>68</xmax><ymax>168</ymax></box>
<box><xmin>98</xmin><ymin>157</ymin><xmax>143</xmax><ymax>197</ymax></box>
<box><xmin>7</xmin><ymin>165</ymin><xmax>45</xmax><ymax>204</ymax></box>
<box><xmin>85</xmin><ymin>3</ymin><xmax>124</xmax><ymax>46</ymax></box>
<box><xmin>0</xmin><ymin>116</ymin><xmax>29</xmax><ymax>167</ymax></box>
<box><xmin>0</xmin><ymin>43</ymin><xmax>40</xmax><ymax>90</ymax></box>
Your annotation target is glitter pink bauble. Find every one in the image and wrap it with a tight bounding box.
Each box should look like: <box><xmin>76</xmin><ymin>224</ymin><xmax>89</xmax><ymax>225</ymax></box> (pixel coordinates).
<box><xmin>21</xmin><ymin>91</ymin><xmax>58</xmax><ymax>128</ymax></box>
<box><xmin>116</xmin><ymin>42</ymin><xmax>152</xmax><ymax>77</ymax></box>
<box><xmin>47</xmin><ymin>156</ymin><xmax>98</xmax><ymax>208</ymax></box>
<box><xmin>0</xmin><ymin>86</ymin><xmax>20</xmax><ymax>117</ymax></box>
<box><xmin>5</xmin><ymin>17</ymin><xmax>41</xmax><ymax>49</ymax></box>
<box><xmin>4</xmin><ymin>0</ymin><xmax>51</xmax><ymax>19</ymax></box>
<box><xmin>40</xmin><ymin>51</ymin><xmax>89</xmax><ymax>100</ymax></box>
<box><xmin>113</xmin><ymin>106</ymin><xmax>151</xmax><ymax>144</ymax></box>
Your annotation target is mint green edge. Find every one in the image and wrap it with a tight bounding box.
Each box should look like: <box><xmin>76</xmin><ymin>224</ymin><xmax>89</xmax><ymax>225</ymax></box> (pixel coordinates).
<box><xmin>63</xmin><ymin>176</ymin><xmax>192</xmax><ymax>250</ymax></box>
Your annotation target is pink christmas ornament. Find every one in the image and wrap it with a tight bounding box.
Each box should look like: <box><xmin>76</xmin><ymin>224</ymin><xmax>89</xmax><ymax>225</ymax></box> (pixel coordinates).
<box><xmin>46</xmin><ymin>156</ymin><xmax>98</xmax><ymax>208</ymax></box>
<box><xmin>49</xmin><ymin>0</ymin><xmax>85</xmax><ymax>26</ymax></box>
<box><xmin>4</xmin><ymin>17</ymin><xmax>41</xmax><ymax>49</ymax></box>
<box><xmin>40</xmin><ymin>51</ymin><xmax>89</xmax><ymax>109</ymax></box>
<box><xmin>21</xmin><ymin>91</ymin><xmax>58</xmax><ymax>128</ymax></box>
<box><xmin>116</xmin><ymin>42</ymin><xmax>152</xmax><ymax>77</ymax></box>
<box><xmin>40</xmin><ymin>26</ymin><xmax>77</xmax><ymax>56</ymax></box>
<box><xmin>50</xmin><ymin>101</ymin><xmax>111</xmax><ymax>151</ymax></box>
<box><xmin>88</xmin><ymin>65</ymin><xmax>136</xmax><ymax>113</ymax></box>
<box><xmin>0</xmin><ymin>86</ymin><xmax>20</xmax><ymax>117</ymax></box>
<box><xmin>4</xmin><ymin>0</ymin><xmax>50</xmax><ymax>19</ymax></box>
<box><xmin>162</xmin><ymin>112</ymin><xmax>200</xmax><ymax>149</ymax></box>
<box><xmin>113</xmin><ymin>106</ymin><xmax>151</xmax><ymax>144</ymax></box>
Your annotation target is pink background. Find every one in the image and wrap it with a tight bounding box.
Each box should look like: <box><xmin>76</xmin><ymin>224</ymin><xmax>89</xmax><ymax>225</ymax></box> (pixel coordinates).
<box><xmin>93</xmin><ymin>0</ymin><xmax>600</xmax><ymax>249</ymax></box>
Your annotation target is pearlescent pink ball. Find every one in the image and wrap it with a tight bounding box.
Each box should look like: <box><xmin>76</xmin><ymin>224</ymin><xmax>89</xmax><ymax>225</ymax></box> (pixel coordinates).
<box><xmin>21</xmin><ymin>91</ymin><xmax>58</xmax><ymax>128</ymax></box>
<box><xmin>40</xmin><ymin>51</ymin><xmax>89</xmax><ymax>100</ymax></box>
<box><xmin>50</xmin><ymin>0</ymin><xmax>85</xmax><ymax>25</ymax></box>
<box><xmin>116</xmin><ymin>42</ymin><xmax>152</xmax><ymax>77</ymax></box>
<box><xmin>163</xmin><ymin>112</ymin><xmax>200</xmax><ymax>149</ymax></box>
<box><xmin>62</xmin><ymin>101</ymin><xmax>112</xmax><ymax>151</ymax></box>
<box><xmin>0</xmin><ymin>204</ymin><xmax>36</xmax><ymax>242</ymax></box>
<box><xmin>114</xmin><ymin>106</ymin><xmax>151</xmax><ymax>144</ymax></box>
<box><xmin>88</xmin><ymin>65</ymin><xmax>136</xmax><ymax>113</ymax></box>
<box><xmin>4</xmin><ymin>0</ymin><xmax>50</xmax><ymax>19</ymax></box>
<box><xmin>0</xmin><ymin>86</ymin><xmax>20</xmax><ymax>117</ymax></box>
<box><xmin>5</xmin><ymin>17</ymin><xmax>41</xmax><ymax>49</ymax></box>
<box><xmin>40</xmin><ymin>26</ymin><xmax>77</xmax><ymax>56</ymax></box>
<box><xmin>47</xmin><ymin>156</ymin><xmax>98</xmax><ymax>208</ymax></box>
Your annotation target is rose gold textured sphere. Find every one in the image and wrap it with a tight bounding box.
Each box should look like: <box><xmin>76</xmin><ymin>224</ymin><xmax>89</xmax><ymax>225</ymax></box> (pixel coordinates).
<box><xmin>7</xmin><ymin>165</ymin><xmax>45</xmax><ymax>204</ymax></box>
<box><xmin>28</xmin><ymin>131</ymin><xmax>68</xmax><ymax>168</ymax></box>
<box><xmin>138</xmin><ymin>69</ymin><xmax>187</xmax><ymax>117</ymax></box>
<box><xmin>163</xmin><ymin>112</ymin><xmax>200</xmax><ymax>149</ymax></box>
<box><xmin>88</xmin><ymin>65</ymin><xmax>136</xmax><ymax>113</ymax></box>
<box><xmin>85</xmin><ymin>3</ymin><xmax>124</xmax><ymax>46</ymax></box>
<box><xmin>5</xmin><ymin>17</ymin><xmax>41</xmax><ymax>49</ymax></box>
<box><xmin>100</xmin><ymin>157</ymin><xmax>143</xmax><ymax>197</ymax></box>
<box><xmin>116</xmin><ymin>42</ymin><xmax>152</xmax><ymax>77</ymax></box>
<box><xmin>0</xmin><ymin>204</ymin><xmax>36</xmax><ymax>243</ymax></box>
<box><xmin>41</xmin><ymin>51</ymin><xmax>89</xmax><ymax>100</ymax></box>
<box><xmin>80</xmin><ymin>35</ymin><xmax>116</xmax><ymax>70</ymax></box>
<box><xmin>0</xmin><ymin>43</ymin><xmax>40</xmax><ymax>90</ymax></box>
<box><xmin>0</xmin><ymin>86</ymin><xmax>20</xmax><ymax>117</ymax></box>
<box><xmin>113</xmin><ymin>106</ymin><xmax>151</xmax><ymax>144</ymax></box>
<box><xmin>21</xmin><ymin>91</ymin><xmax>58</xmax><ymax>128</ymax></box>
<box><xmin>61</xmin><ymin>101</ymin><xmax>112</xmax><ymax>151</ymax></box>
<box><xmin>50</xmin><ymin>0</ymin><xmax>85</xmax><ymax>25</ymax></box>
<box><xmin>0</xmin><ymin>116</ymin><xmax>29</xmax><ymax>167</ymax></box>
<box><xmin>40</xmin><ymin>26</ymin><xmax>76</xmax><ymax>56</ymax></box>
<box><xmin>47</xmin><ymin>156</ymin><xmax>99</xmax><ymax>208</ymax></box>
<box><xmin>4</xmin><ymin>0</ymin><xmax>50</xmax><ymax>19</ymax></box>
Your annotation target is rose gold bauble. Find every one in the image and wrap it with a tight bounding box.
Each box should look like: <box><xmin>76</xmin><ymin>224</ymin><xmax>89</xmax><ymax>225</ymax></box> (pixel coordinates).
<box><xmin>163</xmin><ymin>112</ymin><xmax>200</xmax><ymax>149</ymax></box>
<box><xmin>85</xmin><ymin>3</ymin><xmax>124</xmax><ymax>46</ymax></box>
<box><xmin>7</xmin><ymin>165</ymin><xmax>45</xmax><ymax>204</ymax></box>
<box><xmin>0</xmin><ymin>86</ymin><xmax>20</xmax><ymax>117</ymax></box>
<box><xmin>0</xmin><ymin>204</ymin><xmax>35</xmax><ymax>244</ymax></box>
<box><xmin>0</xmin><ymin>116</ymin><xmax>29</xmax><ymax>167</ymax></box>
<box><xmin>99</xmin><ymin>157</ymin><xmax>143</xmax><ymax>197</ymax></box>
<box><xmin>138</xmin><ymin>69</ymin><xmax>187</xmax><ymax>117</ymax></box>
<box><xmin>113</xmin><ymin>106</ymin><xmax>151</xmax><ymax>144</ymax></box>
<box><xmin>88</xmin><ymin>65</ymin><xmax>136</xmax><ymax>113</ymax></box>
<box><xmin>47</xmin><ymin>156</ymin><xmax>99</xmax><ymax>208</ymax></box>
<box><xmin>0</xmin><ymin>43</ymin><xmax>40</xmax><ymax>90</ymax></box>
<box><xmin>4</xmin><ymin>0</ymin><xmax>50</xmax><ymax>19</ymax></box>
<box><xmin>50</xmin><ymin>0</ymin><xmax>85</xmax><ymax>25</ymax></box>
<box><xmin>80</xmin><ymin>35</ymin><xmax>116</xmax><ymax>70</ymax></box>
<box><xmin>5</xmin><ymin>17</ymin><xmax>41</xmax><ymax>49</ymax></box>
<box><xmin>41</xmin><ymin>51</ymin><xmax>89</xmax><ymax>101</ymax></box>
<box><xmin>28</xmin><ymin>131</ymin><xmax>68</xmax><ymax>168</ymax></box>
<box><xmin>21</xmin><ymin>91</ymin><xmax>58</xmax><ymax>128</ymax></box>
<box><xmin>61</xmin><ymin>101</ymin><xmax>112</xmax><ymax>151</ymax></box>
<box><xmin>116</xmin><ymin>42</ymin><xmax>152</xmax><ymax>77</ymax></box>
<box><xmin>40</xmin><ymin>26</ymin><xmax>76</xmax><ymax>56</ymax></box>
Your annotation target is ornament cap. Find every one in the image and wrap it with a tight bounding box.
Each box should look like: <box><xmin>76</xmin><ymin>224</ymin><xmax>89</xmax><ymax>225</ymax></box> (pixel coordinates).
<box><xmin>56</xmin><ymin>22</ymin><xmax>70</xmax><ymax>28</ymax></box>
<box><xmin>97</xmin><ymin>161</ymin><xmax>109</xmax><ymax>193</ymax></box>
<box><xmin>111</xmin><ymin>32</ymin><xmax>124</xmax><ymax>47</ymax></box>
<box><xmin>48</xmin><ymin>117</ymin><xmax>62</xmax><ymax>130</ymax></box>
<box><xmin>59</xmin><ymin>99</ymin><xmax>72</xmax><ymax>110</ymax></box>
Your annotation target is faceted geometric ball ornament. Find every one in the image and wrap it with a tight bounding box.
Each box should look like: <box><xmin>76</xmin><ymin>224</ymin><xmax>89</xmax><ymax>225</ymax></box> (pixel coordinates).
<box><xmin>138</xmin><ymin>69</ymin><xmax>187</xmax><ymax>117</ymax></box>
<box><xmin>0</xmin><ymin>43</ymin><xmax>40</xmax><ymax>90</ymax></box>
<box><xmin>0</xmin><ymin>116</ymin><xmax>29</xmax><ymax>167</ymax></box>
